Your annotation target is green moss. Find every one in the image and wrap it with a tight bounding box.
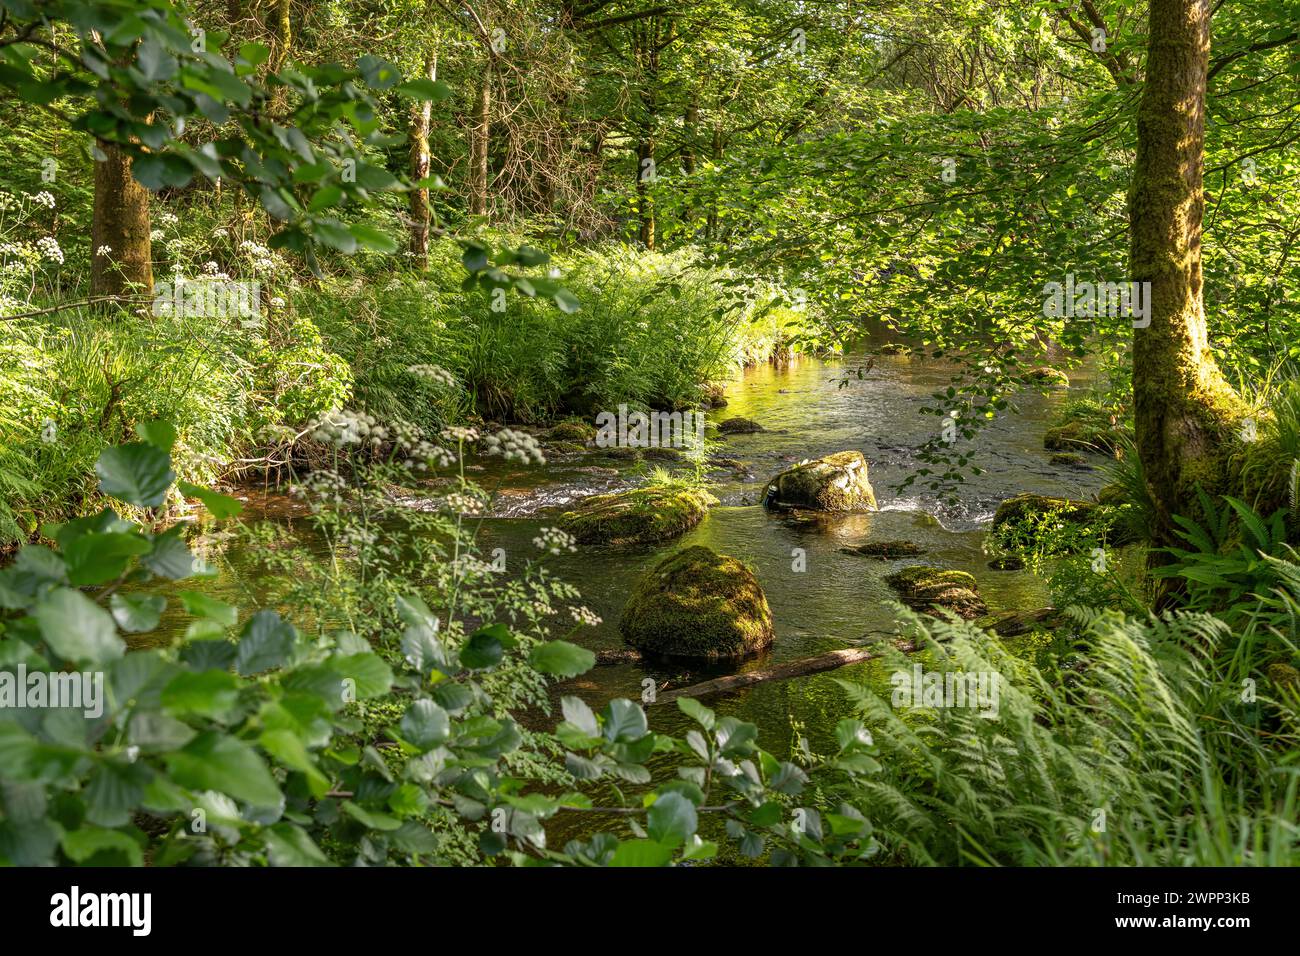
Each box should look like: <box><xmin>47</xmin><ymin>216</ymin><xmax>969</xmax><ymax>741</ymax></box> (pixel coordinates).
<box><xmin>558</xmin><ymin>486</ymin><xmax>716</xmax><ymax>545</ymax></box>
<box><xmin>547</xmin><ymin>440</ymin><xmax>587</xmax><ymax>454</ymax></box>
<box><xmin>885</xmin><ymin>565</ymin><xmax>987</xmax><ymax>619</ymax></box>
<box><xmin>1044</xmin><ymin>419</ymin><xmax>1130</xmax><ymax>453</ymax></box>
<box><xmin>620</xmin><ymin>545</ymin><xmax>774</xmax><ymax>659</ymax></box>
<box><xmin>1027</xmin><ymin>367</ymin><xmax>1071</xmax><ymax>388</ymax></box>
<box><xmin>764</xmin><ymin>450</ymin><xmax>877</xmax><ymax>512</ymax></box>
<box><xmin>976</xmin><ymin>607</ymin><xmax>1063</xmax><ymax>637</ymax></box>
<box><xmin>1266</xmin><ymin>662</ymin><xmax>1300</xmax><ymax>692</ymax></box>
<box><xmin>548</xmin><ymin>421</ymin><xmax>596</xmax><ymax>442</ymax></box>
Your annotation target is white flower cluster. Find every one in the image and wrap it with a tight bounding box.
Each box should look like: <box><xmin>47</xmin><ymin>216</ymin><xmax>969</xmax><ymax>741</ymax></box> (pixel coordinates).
<box><xmin>408</xmin><ymin>364</ymin><xmax>458</xmax><ymax>389</ymax></box>
<box><xmin>96</xmin><ymin>245</ymin><xmax>112</xmax><ymax>257</ymax></box>
<box><xmin>440</xmin><ymin>425</ymin><xmax>480</xmax><ymax>443</ymax></box>
<box><xmin>0</xmin><ymin>190</ymin><xmax>17</xmax><ymax>212</ymax></box>
<box><xmin>481</xmin><ymin>428</ymin><xmax>545</xmax><ymax>465</ymax></box>
<box><xmin>390</xmin><ymin>417</ymin><xmax>456</xmax><ymax>470</ymax></box>
<box><xmin>239</xmin><ymin>239</ymin><xmax>278</xmax><ymax>275</ymax></box>
<box><xmin>31</xmin><ymin>191</ymin><xmax>55</xmax><ymax>209</ymax></box>
<box><xmin>159</xmin><ymin>211</ymin><xmax>180</xmax><ymax>226</ymax></box>
<box><xmin>289</xmin><ymin>468</ymin><xmax>348</xmax><ymax>504</ymax></box>
<box><xmin>452</xmin><ymin>554</ymin><xmax>497</xmax><ymax>578</ymax></box>
<box><xmin>36</xmin><ymin>236</ymin><xmax>63</xmax><ymax>264</ymax></box>
<box><xmin>533</xmin><ymin>526</ymin><xmax>576</xmax><ymax>555</ymax></box>
<box><xmin>306</xmin><ymin>409</ymin><xmax>386</xmax><ymax>448</ymax></box>
<box><xmin>445</xmin><ymin>492</ymin><xmax>486</xmax><ymax>516</ymax></box>
<box><xmin>569</xmin><ymin>605</ymin><xmax>602</xmax><ymax>627</ymax></box>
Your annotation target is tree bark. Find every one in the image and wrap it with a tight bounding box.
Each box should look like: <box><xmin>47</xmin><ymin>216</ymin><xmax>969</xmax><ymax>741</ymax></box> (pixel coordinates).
<box><xmin>91</xmin><ymin>143</ymin><xmax>153</xmax><ymax>298</ymax></box>
<box><xmin>408</xmin><ymin>49</ymin><xmax>437</xmax><ymax>267</ymax></box>
<box><xmin>1129</xmin><ymin>0</ymin><xmax>1245</xmax><ymax>552</ymax></box>
<box><xmin>468</xmin><ymin>62</ymin><xmax>491</xmax><ymax>218</ymax></box>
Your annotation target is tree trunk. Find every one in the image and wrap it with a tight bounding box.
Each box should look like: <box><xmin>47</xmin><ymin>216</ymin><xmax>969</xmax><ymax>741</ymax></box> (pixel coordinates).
<box><xmin>1129</xmin><ymin>0</ymin><xmax>1244</xmax><ymax>552</ymax></box>
<box><xmin>408</xmin><ymin>50</ymin><xmax>436</xmax><ymax>267</ymax></box>
<box><xmin>91</xmin><ymin>143</ymin><xmax>153</xmax><ymax>298</ymax></box>
<box><xmin>468</xmin><ymin>63</ymin><xmax>491</xmax><ymax>218</ymax></box>
<box><xmin>267</xmin><ymin>0</ymin><xmax>292</xmax><ymax>114</ymax></box>
<box><xmin>636</xmin><ymin>136</ymin><xmax>655</xmax><ymax>250</ymax></box>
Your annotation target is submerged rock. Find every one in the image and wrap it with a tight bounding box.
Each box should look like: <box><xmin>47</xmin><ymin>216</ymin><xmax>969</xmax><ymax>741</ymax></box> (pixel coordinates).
<box><xmin>877</xmin><ymin>342</ymin><xmax>910</xmax><ymax>355</ymax></box>
<box><xmin>718</xmin><ymin>417</ymin><xmax>764</xmax><ymax>435</ymax></box>
<box><xmin>700</xmin><ymin>383</ymin><xmax>729</xmax><ymax>409</ymax></box>
<box><xmin>976</xmin><ymin>607</ymin><xmax>1062</xmax><ymax>637</ymax></box>
<box><xmin>885</xmin><ymin>565</ymin><xmax>987</xmax><ymax>619</ymax></box>
<box><xmin>643</xmin><ymin>446</ymin><xmax>683</xmax><ymax>461</ymax></box>
<box><xmin>558</xmin><ymin>486</ymin><xmax>716</xmax><ymax>546</ymax></box>
<box><xmin>987</xmin><ymin>556</ymin><xmax>1025</xmax><ymax>571</ymax></box>
<box><xmin>620</xmin><ymin>546</ymin><xmax>775</xmax><ymax>660</ymax></box>
<box><xmin>992</xmin><ymin>493</ymin><xmax>1096</xmax><ymax>529</ymax></box>
<box><xmin>840</xmin><ymin>540</ymin><xmax>925</xmax><ymax>559</ymax></box>
<box><xmin>1049</xmin><ymin>452</ymin><xmax>1090</xmax><ymax>468</ymax></box>
<box><xmin>764</xmin><ymin>451</ymin><xmax>877</xmax><ymax>512</ymax></box>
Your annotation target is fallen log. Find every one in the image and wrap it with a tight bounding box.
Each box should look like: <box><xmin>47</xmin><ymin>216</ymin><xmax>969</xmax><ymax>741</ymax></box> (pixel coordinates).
<box><xmin>660</xmin><ymin>641</ymin><xmax>917</xmax><ymax>702</ymax></box>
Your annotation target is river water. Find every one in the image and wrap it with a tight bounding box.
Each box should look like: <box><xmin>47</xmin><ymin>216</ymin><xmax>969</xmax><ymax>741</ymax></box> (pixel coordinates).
<box><xmin>457</xmin><ymin>347</ymin><xmax>1105</xmax><ymax>752</ymax></box>
<box><xmin>164</xmin><ymin>346</ymin><xmax>1106</xmax><ymax>761</ymax></box>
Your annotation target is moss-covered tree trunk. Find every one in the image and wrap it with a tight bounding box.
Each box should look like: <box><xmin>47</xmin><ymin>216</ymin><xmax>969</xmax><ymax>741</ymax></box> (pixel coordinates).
<box><xmin>408</xmin><ymin>48</ymin><xmax>436</xmax><ymax>267</ymax></box>
<box><xmin>90</xmin><ymin>143</ymin><xmax>153</xmax><ymax>298</ymax></box>
<box><xmin>1129</xmin><ymin>0</ymin><xmax>1244</xmax><ymax>551</ymax></box>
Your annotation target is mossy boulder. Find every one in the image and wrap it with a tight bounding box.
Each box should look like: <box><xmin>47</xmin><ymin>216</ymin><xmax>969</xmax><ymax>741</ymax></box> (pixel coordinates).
<box><xmin>1027</xmin><ymin>366</ymin><xmax>1071</xmax><ymax>388</ymax></box>
<box><xmin>643</xmin><ymin>446</ymin><xmax>682</xmax><ymax>461</ymax></box>
<box><xmin>558</xmin><ymin>487</ymin><xmax>716</xmax><ymax>546</ymax></box>
<box><xmin>764</xmin><ymin>451</ymin><xmax>877</xmax><ymax>512</ymax></box>
<box><xmin>885</xmin><ymin>565</ymin><xmax>987</xmax><ymax>619</ymax></box>
<box><xmin>548</xmin><ymin>440</ymin><xmax>587</xmax><ymax>455</ymax></box>
<box><xmin>718</xmin><ymin>417</ymin><xmax>764</xmax><ymax>435</ymax></box>
<box><xmin>1043</xmin><ymin>419</ymin><xmax>1130</xmax><ymax>453</ymax></box>
<box><xmin>1266</xmin><ymin>662</ymin><xmax>1300</xmax><ymax>692</ymax></box>
<box><xmin>700</xmin><ymin>383</ymin><xmax>728</xmax><ymax>409</ymax></box>
<box><xmin>840</xmin><ymin>540</ymin><xmax>925</xmax><ymax>559</ymax></box>
<box><xmin>992</xmin><ymin>493</ymin><xmax>1096</xmax><ymax>530</ymax></box>
<box><xmin>548</xmin><ymin>421</ymin><xmax>596</xmax><ymax>443</ymax></box>
<box><xmin>620</xmin><ymin>546</ymin><xmax>775</xmax><ymax>660</ymax></box>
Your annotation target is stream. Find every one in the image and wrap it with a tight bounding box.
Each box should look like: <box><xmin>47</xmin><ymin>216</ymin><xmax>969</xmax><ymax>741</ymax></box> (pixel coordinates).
<box><xmin>168</xmin><ymin>345</ymin><xmax>1107</xmax><ymax>762</ymax></box>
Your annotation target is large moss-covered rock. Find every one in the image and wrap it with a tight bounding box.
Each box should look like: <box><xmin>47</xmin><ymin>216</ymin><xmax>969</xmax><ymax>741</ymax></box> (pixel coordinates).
<box><xmin>764</xmin><ymin>451</ymin><xmax>877</xmax><ymax>512</ymax></box>
<box><xmin>620</xmin><ymin>546</ymin><xmax>775</xmax><ymax>659</ymax></box>
<box><xmin>992</xmin><ymin>493</ymin><xmax>1097</xmax><ymax>530</ymax></box>
<box><xmin>547</xmin><ymin>421</ymin><xmax>596</xmax><ymax>443</ymax></box>
<box><xmin>885</xmin><ymin>565</ymin><xmax>987</xmax><ymax>619</ymax></box>
<box><xmin>976</xmin><ymin>607</ymin><xmax>1063</xmax><ymax>637</ymax></box>
<box><xmin>558</xmin><ymin>487</ymin><xmax>716</xmax><ymax>545</ymax></box>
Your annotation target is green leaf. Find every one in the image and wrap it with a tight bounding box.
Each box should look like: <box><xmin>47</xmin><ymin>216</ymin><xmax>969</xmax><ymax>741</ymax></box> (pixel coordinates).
<box><xmin>647</xmin><ymin>791</ymin><xmax>697</xmax><ymax>848</ymax></box>
<box><xmin>265</xmin><ymin>823</ymin><xmax>332</xmax><ymax>866</ymax></box>
<box><xmin>33</xmin><ymin>588</ymin><xmax>125</xmax><ymax>665</ymax></box>
<box><xmin>177</xmin><ymin>590</ymin><xmax>238</xmax><ymax>628</ymax></box>
<box><xmin>609</xmin><ymin>839</ymin><xmax>673</xmax><ymax>867</ymax></box>
<box><xmin>110</xmin><ymin>593</ymin><xmax>166</xmax><ymax>633</ymax></box>
<box><xmin>60</xmin><ymin>827</ymin><xmax>143</xmax><ymax>866</ymax></box>
<box><xmin>64</xmin><ymin>531</ymin><xmax>151</xmax><ymax>586</ymax></box>
<box><xmin>161</xmin><ymin>670</ymin><xmax>240</xmax><ymax>719</ymax></box>
<box><xmin>399</xmin><ymin>700</ymin><xmax>450</xmax><ymax>751</ymax></box>
<box><xmin>529</xmin><ymin>640</ymin><xmax>595</xmax><ymax>678</ymax></box>
<box><xmin>349</xmin><ymin>223</ymin><xmax>398</xmax><ymax>253</ymax></box>
<box><xmin>95</xmin><ymin>443</ymin><xmax>175</xmax><ymax>507</ymax></box>
<box><xmin>134</xmin><ymin>420</ymin><xmax>177</xmax><ymax>451</ymax></box>
<box><xmin>236</xmin><ymin>610</ymin><xmax>295</xmax><ymax>675</ymax></box>
<box><xmin>176</xmin><ymin>481</ymin><xmax>243</xmax><ymax>519</ymax></box>
<box><xmin>165</xmin><ymin>731</ymin><xmax>282</xmax><ymax>807</ymax></box>
<box><xmin>460</xmin><ymin>625</ymin><xmax>507</xmax><ymax>669</ymax></box>
<box><xmin>396</xmin><ymin>78</ymin><xmax>452</xmax><ymax>101</ymax></box>
<box><xmin>603</xmin><ymin>699</ymin><xmax>647</xmax><ymax>743</ymax></box>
